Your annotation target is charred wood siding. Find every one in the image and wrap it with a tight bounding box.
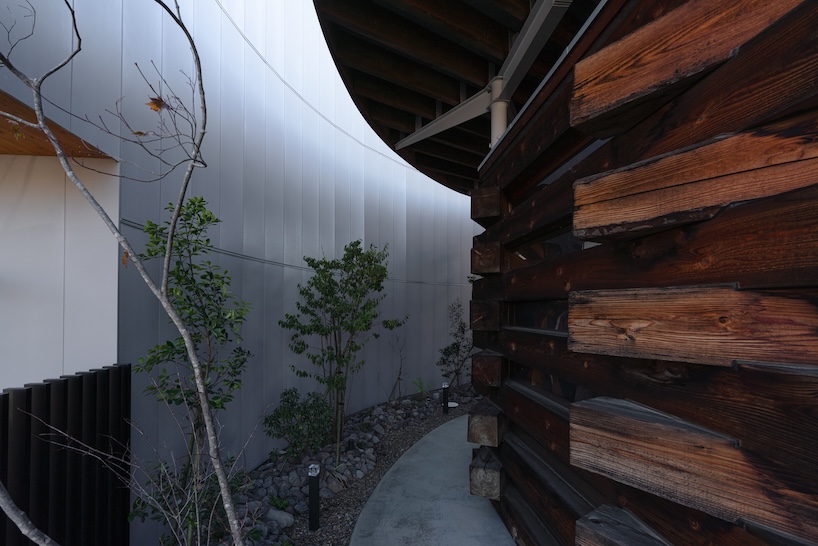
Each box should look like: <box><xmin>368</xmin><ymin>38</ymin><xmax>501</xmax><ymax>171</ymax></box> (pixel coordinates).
<box><xmin>469</xmin><ymin>0</ymin><xmax>818</xmax><ymax>543</ymax></box>
<box><xmin>0</xmin><ymin>365</ymin><xmax>131</xmax><ymax>546</ymax></box>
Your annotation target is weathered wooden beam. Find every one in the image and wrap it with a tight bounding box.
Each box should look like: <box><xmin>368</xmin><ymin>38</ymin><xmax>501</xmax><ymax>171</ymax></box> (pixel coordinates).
<box><xmin>569</xmin><ymin>286</ymin><xmax>818</xmax><ymax>367</ymax></box>
<box><xmin>471</xmin><ymin>350</ymin><xmax>504</xmax><ymax>389</ymax></box>
<box><xmin>570</xmin><ymin>0</ymin><xmax>801</xmax><ymax>136</ymax></box>
<box><xmin>497</xmin><ymin>483</ymin><xmax>562</xmax><ymax>546</ymax></box>
<box><xmin>502</xmin><ymin>431</ymin><xmax>604</xmax><ymax>545</ymax></box>
<box><xmin>497</xmin><ymin>328</ymin><xmax>818</xmax><ymax>483</ymax></box>
<box><xmin>570</xmin><ymin>397</ymin><xmax>818</xmax><ymax>542</ymax></box>
<box><xmin>468</xmin><ymin>398</ymin><xmax>506</xmax><ymax>447</ymax></box>
<box><xmin>471</xmin><ymin>299</ymin><xmax>503</xmax><ymax>331</ymax></box>
<box><xmin>493</xmin><ymin>379</ymin><xmax>571</xmax><ymax>465</ymax></box>
<box><xmin>470</xmin><ymin>445</ymin><xmax>503</xmax><ymax>501</ymax></box>
<box><xmin>595</xmin><ymin>1</ymin><xmax>818</xmax><ymax>179</ymax></box>
<box><xmin>575</xmin><ymin>505</ymin><xmax>672</xmax><ymax>546</ymax></box>
<box><xmin>471</xmin><ymin>186</ymin><xmax>508</xmax><ymax>228</ymax></box>
<box><xmin>496</xmin><ymin>182</ymin><xmax>818</xmax><ymax>301</ymax></box>
<box><xmin>573</xmin><ymin>111</ymin><xmax>818</xmax><ymax>240</ymax></box>
<box><xmin>472</xmin><ymin>242</ymin><xmax>502</xmax><ymax>275</ymax></box>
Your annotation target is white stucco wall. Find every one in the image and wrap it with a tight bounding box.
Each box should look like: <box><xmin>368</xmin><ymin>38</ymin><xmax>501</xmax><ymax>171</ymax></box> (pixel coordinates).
<box><xmin>0</xmin><ymin>156</ymin><xmax>119</xmax><ymax>389</ymax></box>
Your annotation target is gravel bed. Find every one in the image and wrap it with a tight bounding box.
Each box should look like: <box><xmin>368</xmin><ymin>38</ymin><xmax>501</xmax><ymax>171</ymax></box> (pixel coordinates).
<box><xmin>237</xmin><ymin>385</ymin><xmax>477</xmax><ymax>546</ymax></box>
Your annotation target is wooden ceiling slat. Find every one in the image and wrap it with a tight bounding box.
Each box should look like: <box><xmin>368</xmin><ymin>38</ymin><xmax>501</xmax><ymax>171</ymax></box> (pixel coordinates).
<box><xmin>462</xmin><ymin>0</ymin><xmax>530</xmax><ymax>32</ymax></box>
<box><xmin>333</xmin><ymin>31</ymin><xmax>462</xmax><ymax>105</ymax></box>
<box><xmin>317</xmin><ymin>0</ymin><xmax>489</xmax><ymax>88</ymax></box>
<box><xmin>314</xmin><ymin>0</ymin><xmax>605</xmax><ymax>194</ymax></box>
<box><xmin>372</xmin><ymin>0</ymin><xmax>510</xmax><ymax>64</ymax></box>
<box><xmin>351</xmin><ymin>72</ymin><xmax>438</xmax><ymax>120</ymax></box>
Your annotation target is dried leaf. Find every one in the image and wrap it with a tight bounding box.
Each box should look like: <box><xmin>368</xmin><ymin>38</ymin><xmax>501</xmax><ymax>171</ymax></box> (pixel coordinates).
<box><xmin>132</xmin><ymin>130</ymin><xmax>146</xmax><ymax>136</ymax></box>
<box><xmin>121</xmin><ymin>250</ymin><xmax>129</xmax><ymax>267</ymax></box>
<box><xmin>146</xmin><ymin>97</ymin><xmax>168</xmax><ymax>112</ymax></box>
<box><xmin>8</xmin><ymin>120</ymin><xmax>23</xmax><ymax>141</ymax></box>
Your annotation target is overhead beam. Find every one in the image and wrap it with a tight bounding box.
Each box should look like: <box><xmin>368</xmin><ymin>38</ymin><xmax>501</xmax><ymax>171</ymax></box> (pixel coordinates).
<box><xmin>463</xmin><ymin>0</ymin><xmax>530</xmax><ymax>32</ymax></box>
<box><xmin>372</xmin><ymin>0</ymin><xmax>510</xmax><ymax>64</ymax></box>
<box><xmin>332</xmin><ymin>31</ymin><xmax>461</xmax><ymax>105</ymax></box>
<box><xmin>317</xmin><ymin>0</ymin><xmax>489</xmax><ymax>88</ymax></box>
<box><xmin>351</xmin><ymin>72</ymin><xmax>438</xmax><ymax>120</ymax></box>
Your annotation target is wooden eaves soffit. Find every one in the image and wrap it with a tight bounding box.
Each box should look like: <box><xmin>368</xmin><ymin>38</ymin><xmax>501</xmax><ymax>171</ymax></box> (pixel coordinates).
<box><xmin>0</xmin><ymin>89</ymin><xmax>105</xmax><ymax>157</ymax></box>
<box><xmin>320</xmin><ymin>0</ymin><xmax>818</xmax><ymax>544</ymax></box>
<box><xmin>314</xmin><ymin>0</ymin><xmax>601</xmax><ymax>194</ymax></box>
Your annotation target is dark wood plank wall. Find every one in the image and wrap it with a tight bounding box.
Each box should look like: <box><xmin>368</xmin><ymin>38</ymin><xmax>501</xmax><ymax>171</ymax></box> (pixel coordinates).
<box><xmin>467</xmin><ymin>1</ymin><xmax>818</xmax><ymax>544</ymax></box>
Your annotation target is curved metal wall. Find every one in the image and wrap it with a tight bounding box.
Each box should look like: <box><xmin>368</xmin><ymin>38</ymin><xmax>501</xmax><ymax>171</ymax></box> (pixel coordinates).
<box><xmin>1</xmin><ymin>3</ymin><xmax>477</xmax><ymax>540</ymax></box>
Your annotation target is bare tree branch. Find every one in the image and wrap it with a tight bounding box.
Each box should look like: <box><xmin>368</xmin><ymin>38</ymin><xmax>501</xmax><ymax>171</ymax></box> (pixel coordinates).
<box><xmin>0</xmin><ymin>1</ymin><xmax>244</xmax><ymax>544</ymax></box>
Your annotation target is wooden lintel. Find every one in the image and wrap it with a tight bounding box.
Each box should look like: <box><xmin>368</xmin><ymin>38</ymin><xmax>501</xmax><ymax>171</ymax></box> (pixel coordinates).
<box><xmin>570</xmin><ymin>397</ymin><xmax>818</xmax><ymax>542</ymax></box>
<box><xmin>573</xmin><ymin>111</ymin><xmax>818</xmax><ymax>240</ymax></box>
<box><xmin>470</xmin><ymin>445</ymin><xmax>503</xmax><ymax>501</ymax></box>
<box><xmin>571</xmin><ymin>0</ymin><xmax>801</xmax><ymax>136</ymax></box>
<box><xmin>569</xmin><ymin>286</ymin><xmax>818</xmax><ymax>367</ymax></box>
<box><xmin>575</xmin><ymin>505</ymin><xmax>672</xmax><ymax>546</ymax></box>
<box><xmin>468</xmin><ymin>398</ymin><xmax>506</xmax><ymax>447</ymax></box>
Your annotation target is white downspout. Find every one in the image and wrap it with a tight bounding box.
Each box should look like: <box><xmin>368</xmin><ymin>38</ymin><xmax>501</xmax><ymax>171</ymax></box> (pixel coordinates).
<box><xmin>489</xmin><ymin>77</ymin><xmax>509</xmax><ymax>148</ymax></box>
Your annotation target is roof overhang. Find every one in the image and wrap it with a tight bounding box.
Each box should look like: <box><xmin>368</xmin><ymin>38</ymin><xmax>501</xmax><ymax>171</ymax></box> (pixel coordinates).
<box><xmin>0</xmin><ymin>90</ymin><xmax>106</xmax><ymax>158</ymax></box>
<box><xmin>314</xmin><ymin>0</ymin><xmax>601</xmax><ymax>194</ymax></box>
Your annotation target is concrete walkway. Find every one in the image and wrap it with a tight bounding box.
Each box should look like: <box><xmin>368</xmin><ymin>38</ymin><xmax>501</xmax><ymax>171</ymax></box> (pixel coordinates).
<box><xmin>349</xmin><ymin>415</ymin><xmax>515</xmax><ymax>546</ymax></box>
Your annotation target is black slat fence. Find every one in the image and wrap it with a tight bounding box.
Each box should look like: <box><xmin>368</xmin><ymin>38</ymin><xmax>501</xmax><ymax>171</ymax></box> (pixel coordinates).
<box><xmin>0</xmin><ymin>364</ymin><xmax>130</xmax><ymax>545</ymax></box>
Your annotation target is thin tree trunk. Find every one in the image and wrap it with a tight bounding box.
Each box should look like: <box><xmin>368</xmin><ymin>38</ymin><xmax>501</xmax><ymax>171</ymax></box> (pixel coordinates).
<box><xmin>0</xmin><ymin>482</ymin><xmax>58</xmax><ymax>546</ymax></box>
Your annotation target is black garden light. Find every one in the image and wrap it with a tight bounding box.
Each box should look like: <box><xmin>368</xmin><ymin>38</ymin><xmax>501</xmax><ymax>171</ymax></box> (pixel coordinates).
<box><xmin>308</xmin><ymin>463</ymin><xmax>320</xmax><ymax>531</ymax></box>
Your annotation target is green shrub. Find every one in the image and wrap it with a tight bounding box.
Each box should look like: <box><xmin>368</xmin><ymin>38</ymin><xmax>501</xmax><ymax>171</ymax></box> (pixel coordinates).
<box><xmin>264</xmin><ymin>388</ymin><xmax>332</xmax><ymax>461</ymax></box>
<box><xmin>435</xmin><ymin>298</ymin><xmax>473</xmax><ymax>387</ymax></box>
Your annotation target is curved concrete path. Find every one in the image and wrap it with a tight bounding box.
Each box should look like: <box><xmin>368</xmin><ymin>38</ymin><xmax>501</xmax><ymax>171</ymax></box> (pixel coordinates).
<box><xmin>349</xmin><ymin>415</ymin><xmax>515</xmax><ymax>546</ymax></box>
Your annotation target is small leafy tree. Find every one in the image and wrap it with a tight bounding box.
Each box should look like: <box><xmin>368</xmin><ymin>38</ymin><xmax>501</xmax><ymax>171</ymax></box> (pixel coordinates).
<box><xmin>280</xmin><ymin>240</ymin><xmax>405</xmax><ymax>461</ymax></box>
<box><xmin>436</xmin><ymin>298</ymin><xmax>474</xmax><ymax>387</ymax></box>
<box><xmin>264</xmin><ymin>388</ymin><xmax>332</xmax><ymax>462</ymax></box>
<box><xmin>133</xmin><ymin>197</ymin><xmax>251</xmax><ymax>545</ymax></box>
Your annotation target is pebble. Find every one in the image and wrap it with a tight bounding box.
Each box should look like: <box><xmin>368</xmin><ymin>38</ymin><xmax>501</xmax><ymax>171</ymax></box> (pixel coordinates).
<box><xmin>234</xmin><ymin>386</ymin><xmax>478</xmax><ymax>545</ymax></box>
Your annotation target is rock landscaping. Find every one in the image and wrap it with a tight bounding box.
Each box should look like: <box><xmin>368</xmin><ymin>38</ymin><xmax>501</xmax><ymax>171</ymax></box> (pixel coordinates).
<box><xmin>233</xmin><ymin>385</ymin><xmax>478</xmax><ymax>546</ymax></box>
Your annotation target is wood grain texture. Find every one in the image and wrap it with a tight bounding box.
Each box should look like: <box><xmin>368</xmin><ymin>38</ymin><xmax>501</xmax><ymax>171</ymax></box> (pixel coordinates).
<box><xmin>569</xmin><ymin>286</ymin><xmax>818</xmax><ymax>366</ymax></box>
<box><xmin>471</xmin><ymin>299</ymin><xmax>502</xmax><ymax>331</ymax></box>
<box><xmin>500</xmin><ymin>182</ymin><xmax>818</xmax><ymax>301</ymax></box>
<box><xmin>492</xmin><ymin>379</ymin><xmax>571</xmax><ymax>465</ymax></box>
<box><xmin>501</xmin><ymin>431</ymin><xmax>602</xmax><ymax>545</ymax></box>
<box><xmin>497</xmin><ymin>328</ymin><xmax>818</xmax><ymax>483</ymax></box>
<box><xmin>471</xmin><ymin>350</ymin><xmax>504</xmax><ymax>388</ymax></box>
<box><xmin>471</xmin><ymin>242</ymin><xmax>502</xmax><ymax>275</ymax></box>
<box><xmin>571</xmin><ymin>397</ymin><xmax>818</xmax><ymax>542</ymax></box>
<box><xmin>571</xmin><ymin>0</ymin><xmax>801</xmax><ymax>135</ymax></box>
<box><xmin>574</xmin><ymin>112</ymin><xmax>818</xmax><ymax>239</ymax></box>
<box><xmin>471</xmin><ymin>186</ymin><xmax>508</xmax><ymax>227</ymax></box>
<box><xmin>575</xmin><ymin>505</ymin><xmax>672</xmax><ymax>546</ymax></box>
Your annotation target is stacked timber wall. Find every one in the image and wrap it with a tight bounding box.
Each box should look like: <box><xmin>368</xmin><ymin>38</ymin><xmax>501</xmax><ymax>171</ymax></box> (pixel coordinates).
<box><xmin>468</xmin><ymin>0</ymin><xmax>818</xmax><ymax>544</ymax></box>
